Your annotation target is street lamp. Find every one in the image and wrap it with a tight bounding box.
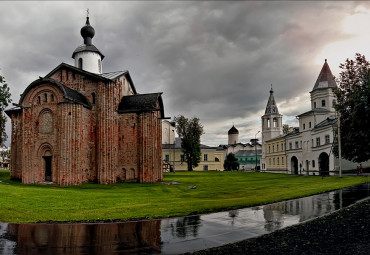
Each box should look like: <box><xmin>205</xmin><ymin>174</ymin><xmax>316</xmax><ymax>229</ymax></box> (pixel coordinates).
<box><xmin>255</xmin><ymin>131</ymin><xmax>260</xmax><ymax>171</ymax></box>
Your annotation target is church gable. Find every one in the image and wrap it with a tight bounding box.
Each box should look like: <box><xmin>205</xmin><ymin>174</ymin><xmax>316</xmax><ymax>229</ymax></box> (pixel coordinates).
<box><xmin>19</xmin><ymin>77</ymin><xmax>92</xmax><ymax>109</ymax></box>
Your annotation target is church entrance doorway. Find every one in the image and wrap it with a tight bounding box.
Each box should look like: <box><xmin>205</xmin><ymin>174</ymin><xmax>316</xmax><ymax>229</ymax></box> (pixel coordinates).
<box><xmin>319</xmin><ymin>152</ymin><xmax>329</xmax><ymax>176</ymax></box>
<box><xmin>44</xmin><ymin>156</ymin><xmax>52</xmax><ymax>181</ymax></box>
<box><xmin>291</xmin><ymin>156</ymin><xmax>298</xmax><ymax>175</ymax></box>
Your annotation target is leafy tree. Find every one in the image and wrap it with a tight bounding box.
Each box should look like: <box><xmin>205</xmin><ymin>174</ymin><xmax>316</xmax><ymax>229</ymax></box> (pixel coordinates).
<box><xmin>0</xmin><ymin>74</ymin><xmax>11</xmax><ymax>146</ymax></box>
<box><xmin>283</xmin><ymin>124</ymin><xmax>290</xmax><ymax>134</ymax></box>
<box><xmin>223</xmin><ymin>153</ymin><xmax>239</xmax><ymax>171</ymax></box>
<box><xmin>333</xmin><ymin>53</ymin><xmax>370</xmax><ymax>162</ymax></box>
<box><xmin>173</xmin><ymin>115</ymin><xmax>204</xmax><ymax>171</ymax></box>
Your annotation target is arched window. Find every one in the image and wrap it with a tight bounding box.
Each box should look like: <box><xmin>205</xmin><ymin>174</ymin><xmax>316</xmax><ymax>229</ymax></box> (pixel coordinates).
<box><xmin>44</xmin><ymin>93</ymin><xmax>47</xmax><ymax>103</ymax></box>
<box><xmin>78</xmin><ymin>58</ymin><xmax>83</xmax><ymax>69</ymax></box>
<box><xmin>273</xmin><ymin>118</ymin><xmax>277</xmax><ymax>127</ymax></box>
<box><xmin>91</xmin><ymin>92</ymin><xmax>96</xmax><ymax>105</ymax></box>
<box><xmin>98</xmin><ymin>59</ymin><xmax>101</xmax><ymax>73</ymax></box>
<box><xmin>267</xmin><ymin>119</ymin><xmax>270</xmax><ymax>128</ymax></box>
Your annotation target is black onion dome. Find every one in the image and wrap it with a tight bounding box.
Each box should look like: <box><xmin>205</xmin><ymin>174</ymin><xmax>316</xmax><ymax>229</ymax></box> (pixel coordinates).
<box><xmin>228</xmin><ymin>125</ymin><xmax>239</xmax><ymax>135</ymax></box>
<box><xmin>81</xmin><ymin>17</ymin><xmax>95</xmax><ymax>45</ymax></box>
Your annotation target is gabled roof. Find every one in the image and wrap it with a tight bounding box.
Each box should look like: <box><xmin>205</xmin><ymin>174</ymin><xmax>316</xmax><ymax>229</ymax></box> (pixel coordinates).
<box><xmin>314</xmin><ymin>116</ymin><xmax>337</xmax><ymax>129</ymax></box>
<box><xmin>18</xmin><ymin>77</ymin><xmax>92</xmax><ymax>109</ymax></box>
<box><xmin>297</xmin><ymin>108</ymin><xmax>330</xmax><ymax>117</ymax></box>
<box><xmin>45</xmin><ymin>63</ymin><xmax>137</xmax><ymax>94</ymax></box>
<box><xmin>312</xmin><ymin>59</ymin><xmax>337</xmax><ymax>91</ymax></box>
<box><xmin>118</xmin><ymin>92</ymin><xmax>164</xmax><ymax>117</ymax></box>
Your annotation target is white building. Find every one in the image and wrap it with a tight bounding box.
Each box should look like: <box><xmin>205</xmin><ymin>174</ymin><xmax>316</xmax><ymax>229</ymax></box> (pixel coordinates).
<box><xmin>263</xmin><ymin>60</ymin><xmax>369</xmax><ymax>175</ymax></box>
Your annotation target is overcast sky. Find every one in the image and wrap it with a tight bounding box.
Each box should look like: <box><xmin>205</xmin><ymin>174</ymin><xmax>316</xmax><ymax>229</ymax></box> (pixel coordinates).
<box><xmin>1</xmin><ymin>1</ymin><xmax>370</xmax><ymax>147</ymax></box>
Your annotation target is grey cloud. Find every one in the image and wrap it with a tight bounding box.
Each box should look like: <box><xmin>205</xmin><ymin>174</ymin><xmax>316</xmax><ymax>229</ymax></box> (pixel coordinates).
<box><xmin>1</xmin><ymin>1</ymin><xmax>369</xmax><ymax>146</ymax></box>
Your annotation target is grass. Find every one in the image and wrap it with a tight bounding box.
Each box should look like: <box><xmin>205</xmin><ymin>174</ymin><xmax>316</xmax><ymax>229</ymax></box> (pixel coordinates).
<box><xmin>0</xmin><ymin>170</ymin><xmax>368</xmax><ymax>223</ymax></box>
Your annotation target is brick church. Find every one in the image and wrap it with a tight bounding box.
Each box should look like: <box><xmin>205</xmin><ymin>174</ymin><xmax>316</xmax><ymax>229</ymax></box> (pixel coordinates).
<box><xmin>5</xmin><ymin>17</ymin><xmax>165</xmax><ymax>185</ymax></box>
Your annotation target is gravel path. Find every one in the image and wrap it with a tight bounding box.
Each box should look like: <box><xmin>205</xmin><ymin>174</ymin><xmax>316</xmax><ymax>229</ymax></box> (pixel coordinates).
<box><xmin>186</xmin><ymin>199</ymin><xmax>370</xmax><ymax>255</ymax></box>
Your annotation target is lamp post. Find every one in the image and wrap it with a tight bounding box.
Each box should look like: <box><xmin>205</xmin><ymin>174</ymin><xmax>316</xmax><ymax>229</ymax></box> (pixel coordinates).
<box><xmin>255</xmin><ymin>131</ymin><xmax>260</xmax><ymax>171</ymax></box>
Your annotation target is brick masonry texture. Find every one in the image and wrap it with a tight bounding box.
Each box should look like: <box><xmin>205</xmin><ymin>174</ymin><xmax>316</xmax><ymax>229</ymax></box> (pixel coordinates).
<box><xmin>7</xmin><ymin>65</ymin><xmax>164</xmax><ymax>185</ymax></box>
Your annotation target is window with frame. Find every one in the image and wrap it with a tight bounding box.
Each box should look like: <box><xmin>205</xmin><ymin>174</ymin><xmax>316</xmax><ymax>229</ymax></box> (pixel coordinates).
<box><xmin>332</xmin><ymin>99</ymin><xmax>336</xmax><ymax>107</ymax></box>
<box><xmin>303</xmin><ymin>123</ymin><xmax>306</xmax><ymax>130</ymax></box>
<box><xmin>316</xmin><ymin>137</ymin><xmax>321</xmax><ymax>146</ymax></box>
<box><xmin>180</xmin><ymin>155</ymin><xmax>185</xmax><ymax>162</ymax></box>
<box><xmin>325</xmin><ymin>135</ymin><xmax>330</xmax><ymax>144</ymax></box>
<box><xmin>312</xmin><ymin>160</ymin><xmax>315</xmax><ymax>168</ymax></box>
<box><xmin>321</xmin><ymin>100</ymin><xmax>326</xmax><ymax>107</ymax></box>
<box><xmin>309</xmin><ymin>122</ymin><xmax>312</xmax><ymax>128</ymax></box>
<box><xmin>204</xmin><ymin>154</ymin><xmax>208</xmax><ymax>161</ymax></box>
<box><xmin>295</xmin><ymin>141</ymin><xmax>299</xmax><ymax>149</ymax></box>
<box><xmin>282</xmin><ymin>157</ymin><xmax>284</xmax><ymax>164</ymax></box>
<box><xmin>165</xmin><ymin>155</ymin><xmax>170</xmax><ymax>162</ymax></box>
<box><xmin>273</xmin><ymin>145</ymin><xmax>275</xmax><ymax>152</ymax></box>
<box><xmin>289</xmin><ymin>142</ymin><xmax>292</xmax><ymax>150</ymax></box>
<box><xmin>203</xmin><ymin>165</ymin><xmax>208</xmax><ymax>171</ymax></box>
<box><xmin>273</xmin><ymin>158</ymin><xmax>275</xmax><ymax>165</ymax></box>
<box><xmin>269</xmin><ymin>146</ymin><xmax>271</xmax><ymax>153</ymax></box>
<box><xmin>314</xmin><ymin>102</ymin><xmax>317</xmax><ymax>108</ymax></box>
<box><xmin>277</xmin><ymin>157</ymin><xmax>279</xmax><ymax>165</ymax></box>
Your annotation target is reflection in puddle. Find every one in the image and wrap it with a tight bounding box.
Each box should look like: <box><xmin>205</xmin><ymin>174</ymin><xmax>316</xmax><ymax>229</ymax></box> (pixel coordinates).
<box><xmin>1</xmin><ymin>183</ymin><xmax>369</xmax><ymax>254</ymax></box>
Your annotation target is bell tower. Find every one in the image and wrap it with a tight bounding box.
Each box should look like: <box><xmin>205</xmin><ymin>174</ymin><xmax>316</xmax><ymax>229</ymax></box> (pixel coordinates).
<box><xmin>261</xmin><ymin>86</ymin><xmax>283</xmax><ymax>170</ymax></box>
<box><xmin>72</xmin><ymin>14</ymin><xmax>105</xmax><ymax>74</ymax></box>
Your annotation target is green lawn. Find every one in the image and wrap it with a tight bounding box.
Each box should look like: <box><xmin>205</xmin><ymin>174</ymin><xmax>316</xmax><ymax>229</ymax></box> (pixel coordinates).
<box><xmin>0</xmin><ymin>170</ymin><xmax>368</xmax><ymax>223</ymax></box>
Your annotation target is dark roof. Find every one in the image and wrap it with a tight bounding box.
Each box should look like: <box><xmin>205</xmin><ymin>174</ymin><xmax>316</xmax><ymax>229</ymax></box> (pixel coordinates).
<box><xmin>264</xmin><ymin>87</ymin><xmax>280</xmax><ymax>115</ymax></box>
<box><xmin>118</xmin><ymin>93</ymin><xmax>164</xmax><ymax>117</ymax></box>
<box><xmin>4</xmin><ymin>107</ymin><xmax>22</xmax><ymax>117</ymax></box>
<box><xmin>297</xmin><ymin>108</ymin><xmax>330</xmax><ymax>117</ymax></box>
<box><xmin>235</xmin><ymin>150</ymin><xmax>262</xmax><ymax>156</ymax></box>
<box><xmin>163</xmin><ymin>137</ymin><xmax>216</xmax><ymax>149</ymax></box>
<box><xmin>312</xmin><ymin>59</ymin><xmax>337</xmax><ymax>91</ymax></box>
<box><xmin>228</xmin><ymin>125</ymin><xmax>239</xmax><ymax>134</ymax></box>
<box><xmin>46</xmin><ymin>63</ymin><xmax>111</xmax><ymax>82</ymax></box>
<box><xmin>45</xmin><ymin>63</ymin><xmax>138</xmax><ymax>94</ymax></box>
<box><xmin>72</xmin><ymin>44</ymin><xmax>105</xmax><ymax>59</ymax></box>
<box><xmin>314</xmin><ymin>116</ymin><xmax>337</xmax><ymax>129</ymax></box>
<box><xmin>19</xmin><ymin>78</ymin><xmax>92</xmax><ymax>109</ymax></box>
<box><xmin>101</xmin><ymin>71</ymin><xmax>127</xmax><ymax>80</ymax></box>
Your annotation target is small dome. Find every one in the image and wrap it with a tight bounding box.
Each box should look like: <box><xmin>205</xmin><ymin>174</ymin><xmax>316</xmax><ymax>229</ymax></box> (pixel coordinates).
<box><xmin>80</xmin><ymin>17</ymin><xmax>95</xmax><ymax>44</ymax></box>
<box><xmin>228</xmin><ymin>125</ymin><xmax>239</xmax><ymax>135</ymax></box>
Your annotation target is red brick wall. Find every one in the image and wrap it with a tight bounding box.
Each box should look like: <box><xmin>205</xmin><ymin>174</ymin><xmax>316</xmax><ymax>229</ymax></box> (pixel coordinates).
<box><xmin>9</xmin><ymin>67</ymin><xmax>163</xmax><ymax>185</ymax></box>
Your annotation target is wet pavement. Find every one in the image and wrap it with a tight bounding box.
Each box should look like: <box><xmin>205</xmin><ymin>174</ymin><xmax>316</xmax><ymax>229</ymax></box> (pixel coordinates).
<box><xmin>0</xmin><ymin>182</ymin><xmax>369</xmax><ymax>255</ymax></box>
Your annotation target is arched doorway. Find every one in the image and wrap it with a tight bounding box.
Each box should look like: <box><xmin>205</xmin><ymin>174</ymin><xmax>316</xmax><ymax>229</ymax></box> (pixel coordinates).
<box><xmin>43</xmin><ymin>150</ymin><xmax>52</xmax><ymax>182</ymax></box>
<box><xmin>38</xmin><ymin>143</ymin><xmax>54</xmax><ymax>182</ymax></box>
<box><xmin>319</xmin><ymin>152</ymin><xmax>329</xmax><ymax>176</ymax></box>
<box><xmin>291</xmin><ymin>156</ymin><xmax>298</xmax><ymax>175</ymax></box>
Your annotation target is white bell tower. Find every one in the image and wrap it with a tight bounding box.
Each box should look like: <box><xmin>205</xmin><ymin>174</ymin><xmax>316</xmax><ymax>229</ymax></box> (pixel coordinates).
<box><xmin>72</xmin><ymin>15</ymin><xmax>104</xmax><ymax>74</ymax></box>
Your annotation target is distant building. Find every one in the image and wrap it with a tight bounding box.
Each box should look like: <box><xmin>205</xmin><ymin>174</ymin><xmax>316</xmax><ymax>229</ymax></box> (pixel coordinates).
<box><xmin>5</xmin><ymin>17</ymin><xmax>165</xmax><ymax>185</ymax></box>
<box><xmin>217</xmin><ymin>125</ymin><xmax>262</xmax><ymax>170</ymax></box>
<box><xmin>262</xmin><ymin>60</ymin><xmax>369</xmax><ymax>175</ymax></box>
<box><xmin>162</xmin><ymin>137</ymin><xmax>224</xmax><ymax>171</ymax></box>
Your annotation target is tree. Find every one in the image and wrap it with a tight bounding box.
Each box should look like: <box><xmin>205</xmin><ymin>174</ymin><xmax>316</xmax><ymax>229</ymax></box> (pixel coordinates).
<box><xmin>173</xmin><ymin>115</ymin><xmax>204</xmax><ymax>171</ymax></box>
<box><xmin>0</xmin><ymin>74</ymin><xmax>11</xmax><ymax>146</ymax></box>
<box><xmin>333</xmin><ymin>53</ymin><xmax>370</xmax><ymax>162</ymax></box>
<box><xmin>283</xmin><ymin>124</ymin><xmax>290</xmax><ymax>134</ymax></box>
<box><xmin>223</xmin><ymin>153</ymin><xmax>239</xmax><ymax>171</ymax></box>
